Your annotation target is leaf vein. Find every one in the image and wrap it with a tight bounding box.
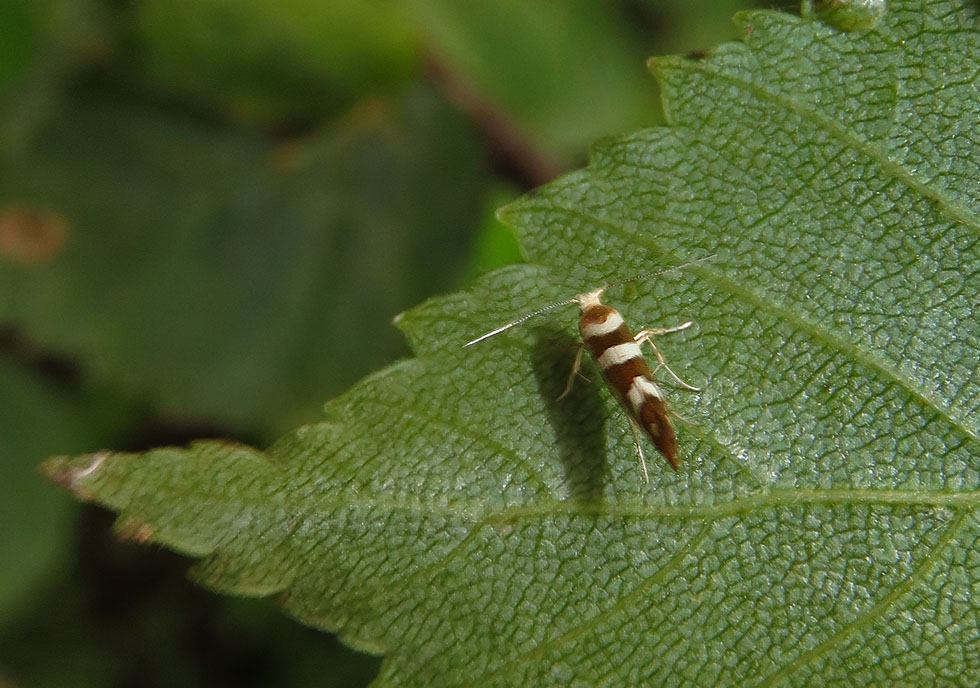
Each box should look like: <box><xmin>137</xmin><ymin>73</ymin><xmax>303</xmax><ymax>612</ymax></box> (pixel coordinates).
<box><xmin>683</xmin><ymin>55</ymin><xmax>980</xmax><ymax>237</ymax></box>
<box><xmin>467</xmin><ymin>519</ymin><xmax>716</xmax><ymax>686</ymax></box>
<box><xmin>757</xmin><ymin>509</ymin><xmax>969</xmax><ymax>687</ymax></box>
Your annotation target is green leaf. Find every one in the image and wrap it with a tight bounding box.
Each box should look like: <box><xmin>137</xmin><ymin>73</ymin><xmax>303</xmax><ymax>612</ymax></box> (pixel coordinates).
<box><xmin>0</xmin><ymin>88</ymin><xmax>483</xmax><ymax>436</ymax></box>
<box><xmin>42</xmin><ymin>0</ymin><xmax>980</xmax><ymax>684</ymax></box>
<box><xmin>402</xmin><ymin>0</ymin><xmax>662</xmax><ymax>160</ymax></box>
<box><xmin>129</xmin><ymin>0</ymin><xmax>416</xmax><ymax>123</ymax></box>
<box><xmin>0</xmin><ymin>355</ymin><xmax>132</xmax><ymax>619</ymax></box>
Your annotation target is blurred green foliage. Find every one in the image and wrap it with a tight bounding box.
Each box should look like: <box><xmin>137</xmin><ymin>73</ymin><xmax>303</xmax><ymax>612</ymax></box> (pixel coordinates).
<box><xmin>0</xmin><ymin>1</ymin><xmax>774</xmax><ymax>685</ymax></box>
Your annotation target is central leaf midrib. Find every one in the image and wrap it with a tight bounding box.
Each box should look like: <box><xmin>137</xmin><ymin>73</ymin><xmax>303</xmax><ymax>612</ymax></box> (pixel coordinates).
<box><xmin>301</xmin><ymin>486</ymin><xmax>978</xmax><ymax>525</ymax></box>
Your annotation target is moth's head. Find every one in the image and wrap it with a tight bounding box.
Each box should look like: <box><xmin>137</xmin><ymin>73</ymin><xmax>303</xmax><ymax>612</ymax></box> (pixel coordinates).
<box><xmin>574</xmin><ymin>287</ymin><xmax>606</xmax><ymax>312</ymax></box>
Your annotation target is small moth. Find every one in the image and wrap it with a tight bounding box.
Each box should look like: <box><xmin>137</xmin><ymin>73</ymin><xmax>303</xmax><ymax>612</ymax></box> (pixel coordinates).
<box><xmin>464</xmin><ymin>256</ymin><xmax>713</xmax><ymax>482</ymax></box>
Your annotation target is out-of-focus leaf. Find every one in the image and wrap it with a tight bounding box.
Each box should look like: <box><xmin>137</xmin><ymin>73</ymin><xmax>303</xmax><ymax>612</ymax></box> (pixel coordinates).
<box><xmin>402</xmin><ymin>0</ymin><xmax>662</xmax><ymax>161</ymax></box>
<box><xmin>0</xmin><ymin>0</ymin><xmax>106</xmax><ymax>157</ymax></box>
<box><xmin>0</xmin><ymin>0</ymin><xmax>43</xmax><ymax>93</ymax></box>
<box><xmin>129</xmin><ymin>0</ymin><xmax>417</xmax><ymax>123</ymax></box>
<box><xmin>633</xmin><ymin>0</ymin><xmax>778</xmax><ymax>54</ymax></box>
<box><xmin>458</xmin><ymin>184</ymin><xmax>523</xmax><ymax>282</ymax></box>
<box><xmin>0</xmin><ymin>355</ymin><xmax>131</xmax><ymax>619</ymax></box>
<box><xmin>0</xmin><ymin>88</ymin><xmax>483</xmax><ymax>437</ymax></box>
<box><xmin>42</xmin><ymin>0</ymin><xmax>980</xmax><ymax>685</ymax></box>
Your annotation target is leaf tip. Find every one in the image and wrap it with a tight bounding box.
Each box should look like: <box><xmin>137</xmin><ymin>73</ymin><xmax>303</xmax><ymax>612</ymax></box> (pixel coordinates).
<box><xmin>40</xmin><ymin>451</ymin><xmax>110</xmax><ymax>497</ymax></box>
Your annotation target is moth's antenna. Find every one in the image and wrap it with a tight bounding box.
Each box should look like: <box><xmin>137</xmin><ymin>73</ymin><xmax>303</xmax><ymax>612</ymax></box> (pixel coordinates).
<box><xmin>463</xmin><ymin>297</ymin><xmax>578</xmax><ymax>347</ymax></box>
<box><xmin>463</xmin><ymin>253</ymin><xmax>716</xmax><ymax>348</ymax></box>
<box><xmin>603</xmin><ymin>253</ymin><xmax>717</xmax><ymax>292</ymax></box>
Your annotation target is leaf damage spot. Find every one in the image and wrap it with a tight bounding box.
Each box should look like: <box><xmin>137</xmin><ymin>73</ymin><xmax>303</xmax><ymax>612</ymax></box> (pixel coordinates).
<box><xmin>75</xmin><ymin>451</ymin><xmax>108</xmax><ymax>480</ymax></box>
<box><xmin>117</xmin><ymin>517</ymin><xmax>155</xmax><ymax>544</ymax></box>
<box><xmin>0</xmin><ymin>205</ymin><xmax>69</xmax><ymax>265</ymax></box>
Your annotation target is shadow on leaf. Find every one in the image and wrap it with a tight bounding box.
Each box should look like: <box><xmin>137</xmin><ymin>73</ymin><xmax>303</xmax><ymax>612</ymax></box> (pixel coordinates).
<box><xmin>530</xmin><ymin>326</ymin><xmax>607</xmax><ymax>504</ymax></box>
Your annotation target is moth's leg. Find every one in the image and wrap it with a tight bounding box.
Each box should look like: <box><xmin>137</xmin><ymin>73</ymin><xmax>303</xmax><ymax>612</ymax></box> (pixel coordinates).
<box><xmin>666</xmin><ymin>406</ymin><xmax>701</xmax><ymax>427</ymax></box>
<box><xmin>627</xmin><ymin>417</ymin><xmax>650</xmax><ymax>484</ymax></box>
<box><xmin>634</xmin><ymin>323</ymin><xmax>700</xmax><ymax>391</ymax></box>
<box><xmin>557</xmin><ymin>343</ymin><xmax>587</xmax><ymax>401</ymax></box>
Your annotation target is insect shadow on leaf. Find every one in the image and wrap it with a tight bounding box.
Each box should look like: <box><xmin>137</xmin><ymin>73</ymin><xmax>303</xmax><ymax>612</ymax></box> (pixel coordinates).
<box><xmin>530</xmin><ymin>324</ymin><xmax>607</xmax><ymax>504</ymax></box>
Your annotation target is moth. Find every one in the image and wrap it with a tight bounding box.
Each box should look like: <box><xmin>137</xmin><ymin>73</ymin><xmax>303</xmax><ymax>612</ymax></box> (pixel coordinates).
<box><xmin>464</xmin><ymin>256</ymin><xmax>712</xmax><ymax>481</ymax></box>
